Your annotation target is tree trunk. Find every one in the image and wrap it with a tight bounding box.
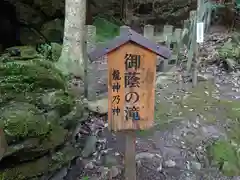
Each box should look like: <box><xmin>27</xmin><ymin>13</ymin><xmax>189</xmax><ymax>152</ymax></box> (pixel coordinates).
<box><xmin>57</xmin><ymin>0</ymin><xmax>86</xmax><ymax>78</ymax></box>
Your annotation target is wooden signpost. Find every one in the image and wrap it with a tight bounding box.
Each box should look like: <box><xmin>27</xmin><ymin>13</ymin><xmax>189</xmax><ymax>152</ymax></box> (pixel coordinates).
<box><xmin>89</xmin><ymin>26</ymin><xmax>171</xmax><ymax>180</ymax></box>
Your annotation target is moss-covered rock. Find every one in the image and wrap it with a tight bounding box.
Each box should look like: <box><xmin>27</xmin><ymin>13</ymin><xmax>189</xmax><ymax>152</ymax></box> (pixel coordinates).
<box><xmin>36</xmin><ymin>43</ymin><xmax>62</xmax><ymax>62</ymax></box>
<box><xmin>0</xmin><ymin>46</ymin><xmax>39</xmax><ymax>62</ymax></box>
<box><xmin>0</xmin><ymin>144</ymin><xmax>80</xmax><ymax>180</ymax></box>
<box><xmin>41</xmin><ymin>90</ymin><xmax>75</xmax><ymax>117</ymax></box>
<box><xmin>59</xmin><ymin>101</ymin><xmax>84</xmax><ymax>129</ymax></box>
<box><xmin>0</xmin><ymin>102</ymin><xmax>50</xmax><ymax>143</ymax></box>
<box><xmin>0</xmin><ymin>60</ymin><xmax>66</xmax><ymax>93</ymax></box>
<box><xmin>1</xmin><ymin>123</ymin><xmax>67</xmax><ymax>164</ymax></box>
<box><xmin>0</xmin><ymin>45</ymin><xmax>83</xmax><ymax>179</ymax></box>
<box><xmin>50</xmin><ymin>43</ymin><xmax>62</xmax><ymax>62</ymax></box>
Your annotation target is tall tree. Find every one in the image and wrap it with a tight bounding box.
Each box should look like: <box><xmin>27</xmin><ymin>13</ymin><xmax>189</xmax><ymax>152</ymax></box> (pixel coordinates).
<box><xmin>56</xmin><ymin>0</ymin><xmax>86</xmax><ymax>78</ymax></box>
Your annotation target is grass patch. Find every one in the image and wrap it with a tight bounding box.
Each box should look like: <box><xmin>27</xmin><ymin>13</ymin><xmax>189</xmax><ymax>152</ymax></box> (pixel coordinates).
<box><xmin>137</xmin><ymin>82</ymin><xmax>219</xmax><ymax>137</ymax></box>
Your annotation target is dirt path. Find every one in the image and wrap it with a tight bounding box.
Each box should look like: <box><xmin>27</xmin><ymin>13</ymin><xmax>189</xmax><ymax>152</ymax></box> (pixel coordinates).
<box><xmin>101</xmin><ymin>67</ymin><xmax>240</xmax><ymax>179</ymax></box>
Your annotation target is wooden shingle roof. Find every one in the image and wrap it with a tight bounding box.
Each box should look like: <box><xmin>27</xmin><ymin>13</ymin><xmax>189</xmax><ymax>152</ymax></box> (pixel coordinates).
<box><xmin>88</xmin><ymin>26</ymin><xmax>171</xmax><ymax>61</ymax></box>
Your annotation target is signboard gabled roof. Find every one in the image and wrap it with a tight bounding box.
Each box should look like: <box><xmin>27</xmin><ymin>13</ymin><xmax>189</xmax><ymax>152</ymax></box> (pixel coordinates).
<box><xmin>88</xmin><ymin>26</ymin><xmax>171</xmax><ymax>61</ymax></box>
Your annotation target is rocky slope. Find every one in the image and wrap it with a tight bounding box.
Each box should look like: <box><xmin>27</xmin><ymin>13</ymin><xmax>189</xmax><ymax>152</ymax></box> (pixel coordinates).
<box><xmin>0</xmin><ymin>44</ymin><xmax>85</xmax><ymax>180</ymax></box>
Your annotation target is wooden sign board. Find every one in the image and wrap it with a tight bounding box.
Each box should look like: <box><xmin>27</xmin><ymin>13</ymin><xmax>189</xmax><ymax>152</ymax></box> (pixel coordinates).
<box><xmin>108</xmin><ymin>42</ymin><xmax>156</xmax><ymax>131</ymax></box>
<box><xmin>88</xmin><ymin>26</ymin><xmax>171</xmax><ymax>132</ymax></box>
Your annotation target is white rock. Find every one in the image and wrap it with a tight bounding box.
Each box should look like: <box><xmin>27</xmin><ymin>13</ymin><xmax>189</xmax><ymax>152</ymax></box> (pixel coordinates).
<box><xmin>85</xmin><ymin>161</ymin><xmax>94</xmax><ymax>169</ymax></box>
<box><xmin>135</xmin><ymin>152</ymin><xmax>155</xmax><ymax>160</ymax></box>
<box><xmin>164</xmin><ymin>159</ymin><xmax>176</xmax><ymax>168</ymax></box>
<box><xmin>109</xmin><ymin>166</ymin><xmax>121</xmax><ymax>178</ymax></box>
<box><xmin>191</xmin><ymin>161</ymin><xmax>201</xmax><ymax>170</ymax></box>
<box><xmin>87</xmin><ymin>98</ymin><xmax>108</xmax><ymax>114</ymax></box>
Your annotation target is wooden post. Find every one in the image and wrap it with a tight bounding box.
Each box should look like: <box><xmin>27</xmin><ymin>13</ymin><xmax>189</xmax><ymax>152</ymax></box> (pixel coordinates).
<box><xmin>186</xmin><ymin>11</ymin><xmax>197</xmax><ymax>75</ymax></box>
<box><xmin>193</xmin><ymin>9</ymin><xmax>199</xmax><ymax>87</ymax></box>
<box><xmin>120</xmin><ymin>26</ymin><xmax>137</xmax><ymax>180</ymax></box>
<box><xmin>181</xmin><ymin>20</ymin><xmax>190</xmax><ymax>47</ymax></box>
<box><xmin>125</xmin><ymin>131</ymin><xmax>136</xmax><ymax>180</ymax></box>
<box><xmin>143</xmin><ymin>25</ymin><xmax>163</xmax><ymax>67</ymax></box>
<box><xmin>205</xmin><ymin>1</ymin><xmax>212</xmax><ymax>32</ymax></box>
<box><xmin>85</xmin><ymin>25</ymin><xmax>96</xmax><ymax>100</ymax></box>
<box><xmin>163</xmin><ymin>25</ymin><xmax>173</xmax><ymax>71</ymax></box>
<box><xmin>124</xmin><ymin>0</ymin><xmax>133</xmax><ymax>25</ymax></box>
<box><xmin>143</xmin><ymin>24</ymin><xmax>154</xmax><ymax>41</ymax></box>
<box><xmin>192</xmin><ymin>45</ymin><xmax>199</xmax><ymax>87</ymax></box>
<box><xmin>193</xmin><ymin>0</ymin><xmax>204</xmax><ymax>87</ymax></box>
<box><xmin>173</xmin><ymin>28</ymin><xmax>182</xmax><ymax>65</ymax></box>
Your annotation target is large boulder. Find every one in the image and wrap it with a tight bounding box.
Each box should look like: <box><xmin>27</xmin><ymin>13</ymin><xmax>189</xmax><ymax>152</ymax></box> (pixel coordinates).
<box><xmin>41</xmin><ymin>90</ymin><xmax>75</xmax><ymax>117</ymax></box>
<box><xmin>0</xmin><ymin>102</ymin><xmax>51</xmax><ymax>143</ymax></box>
<box><xmin>0</xmin><ymin>145</ymin><xmax>80</xmax><ymax>180</ymax></box>
<box><xmin>19</xmin><ymin>27</ymin><xmax>46</xmax><ymax>45</ymax></box>
<box><xmin>0</xmin><ymin>45</ymin><xmax>84</xmax><ymax>180</ymax></box>
<box><xmin>40</xmin><ymin>19</ymin><xmax>64</xmax><ymax>43</ymax></box>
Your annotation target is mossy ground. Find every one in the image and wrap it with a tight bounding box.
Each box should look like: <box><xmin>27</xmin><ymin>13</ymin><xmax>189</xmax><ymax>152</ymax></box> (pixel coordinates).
<box><xmin>137</xmin><ymin>81</ymin><xmax>240</xmax><ymax>176</ymax></box>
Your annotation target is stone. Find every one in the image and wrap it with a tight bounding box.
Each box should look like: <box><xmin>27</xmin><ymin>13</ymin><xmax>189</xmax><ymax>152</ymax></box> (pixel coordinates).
<box><xmin>85</xmin><ymin>161</ymin><xmax>95</xmax><ymax>169</ymax></box>
<box><xmin>224</xmin><ymin>58</ymin><xmax>237</xmax><ymax>71</ymax></box>
<box><xmin>2</xmin><ymin>125</ymin><xmax>67</xmax><ymax>163</ymax></box>
<box><xmin>109</xmin><ymin>166</ymin><xmax>121</xmax><ymax>178</ymax></box>
<box><xmin>160</xmin><ymin>146</ymin><xmax>182</xmax><ymax>159</ymax></box>
<box><xmin>40</xmin><ymin>19</ymin><xmax>64</xmax><ymax>43</ymax></box>
<box><xmin>6</xmin><ymin>46</ymin><xmax>38</xmax><ymax>59</ymax></box>
<box><xmin>86</xmin><ymin>98</ymin><xmax>108</xmax><ymax>114</ymax></box>
<box><xmin>0</xmin><ymin>102</ymin><xmax>49</xmax><ymax>142</ymax></box>
<box><xmin>197</xmin><ymin>74</ymin><xmax>213</xmax><ymax>81</ymax></box>
<box><xmin>155</xmin><ymin>74</ymin><xmax>173</xmax><ymax>86</ymax></box>
<box><xmin>48</xmin><ymin>167</ymin><xmax>68</xmax><ymax>180</ymax></box>
<box><xmin>102</xmin><ymin>154</ymin><xmax>118</xmax><ymax>167</ymax></box>
<box><xmin>0</xmin><ymin>145</ymin><xmax>79</xmax><ymax>180</ymax></box>
<box><xmin>0</xmin><ymin>155</ymin><xmax>50</xmax><ymax>180</ymax></box>
<box><xmin>0</xmin><ymin>59</ymin><xmax>66</xmax><ymax>95</ymax></box>
<box><xmin>164</xmin><ymin>159</ymin><xmax>176</xmax><ymax>168</ymax></box>
<box><xmin>50</xmin><ymin>43</ymin><xmax>62</xmax><ymax>62</ymax></box>
<box><xmin>190</xmin><ymin>161</ymin><xmax>201</xmax><ymax>170</ymax></box>
<box><xmin>41</xmin><ymin>90</ymin><xmax>75</xmax><ymax>117</ymax></box>
<box><xmin>59</xmin><ymin>103</ymin><xmax>85</xmax><ymax>129</ymax></box>
<box><xmin>20</xmin><ymin>27</ymin><xmax>45</xmax><ymax>45</ymax></box>
<box><xmin>98</xmin><ymin>166</ymin><xmax>109</xmax><ymax>179</ymax></box>
<box><xmin>81</xmin><ymin>135</ymin><xmax>97</xmax><ymax>158</ymax></box>
<box><xmin>135</xmin><ymin>152</ymin><xmax>155</xmax><ymax>160</ymax></box>
<box><xmin>0</xmin><ymin>48</ymin><xmax>81</xmax><ymax>180</ymax></box>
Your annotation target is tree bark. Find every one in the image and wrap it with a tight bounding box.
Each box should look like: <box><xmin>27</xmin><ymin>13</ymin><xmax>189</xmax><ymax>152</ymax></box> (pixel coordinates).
<box><xmin>57</xmin><ymin>0</ymin><xmax>86</xmax><ymax>78</ymax></box>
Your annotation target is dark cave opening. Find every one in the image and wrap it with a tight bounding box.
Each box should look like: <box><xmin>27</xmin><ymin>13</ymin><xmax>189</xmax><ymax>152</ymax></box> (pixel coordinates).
<box><xmin>0</xmin><ymin>0</ymin><xmax>21</xmax><ymax>52</ymax></box>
